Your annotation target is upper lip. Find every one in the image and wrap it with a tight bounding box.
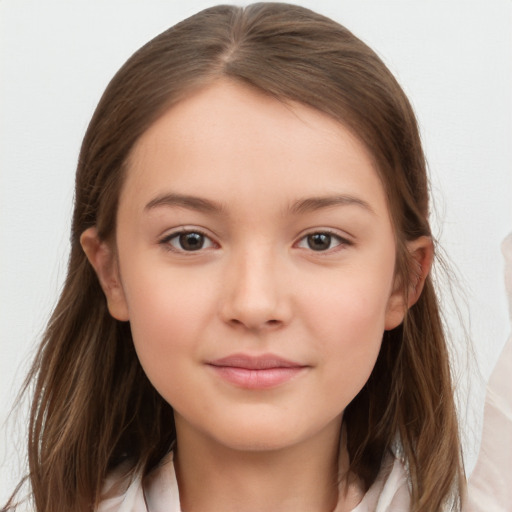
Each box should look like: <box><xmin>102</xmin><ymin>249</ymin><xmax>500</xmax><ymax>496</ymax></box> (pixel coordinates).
<box><xmin>207</xmin><ymin>354</ymin><xmax>306</xmax><ymax>370</ymax></box>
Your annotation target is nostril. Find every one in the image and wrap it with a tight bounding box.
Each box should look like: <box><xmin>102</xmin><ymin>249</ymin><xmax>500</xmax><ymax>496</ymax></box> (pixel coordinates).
<box><xmin>228</xmin><ymin>318</ymin><xmax>281</xmax><ymax>329</ymax></box>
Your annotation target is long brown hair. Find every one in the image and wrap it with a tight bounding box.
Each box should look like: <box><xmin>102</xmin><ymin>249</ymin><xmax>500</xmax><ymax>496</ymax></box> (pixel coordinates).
<box><xmin>4</xmin><ymin>3</ymin><xmax>464</xmax><ymax>511</ymax></box>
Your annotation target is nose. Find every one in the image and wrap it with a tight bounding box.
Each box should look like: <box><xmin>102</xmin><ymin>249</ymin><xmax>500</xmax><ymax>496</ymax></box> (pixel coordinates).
<box><xmin>219</xmin><ymin>245</ymin><xmax>292</xmax><ymax>332</ymax></box>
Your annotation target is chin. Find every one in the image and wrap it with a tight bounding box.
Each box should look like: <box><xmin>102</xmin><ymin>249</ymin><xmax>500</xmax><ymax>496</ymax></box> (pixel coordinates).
<box><xmin>215</xmin><ymin>433</ymin><xmax>301</xmax><ymax>453</ymax></box>
<box><xmin>205</xmin><ymin>415</ymin><xmax>333</xmax><ymax>454</ymax></box>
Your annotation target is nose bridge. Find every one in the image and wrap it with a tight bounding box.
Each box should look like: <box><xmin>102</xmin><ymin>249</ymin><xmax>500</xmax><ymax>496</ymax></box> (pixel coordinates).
<box><xmin>221</xmin><ymin>239</ymin><xmax>289</xmax><ymax>329</ymax></box>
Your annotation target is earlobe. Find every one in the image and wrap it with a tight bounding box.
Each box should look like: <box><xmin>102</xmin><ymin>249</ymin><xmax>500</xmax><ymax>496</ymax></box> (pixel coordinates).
<box><xmin>80</xmin><ymin>227</ymin><xmax>130</xmax><ymax>321</ymax></box>
<box><xmin>384</xmin><ymin>236</ymin><xmax>434</xmax><ymax>330</ymax></box>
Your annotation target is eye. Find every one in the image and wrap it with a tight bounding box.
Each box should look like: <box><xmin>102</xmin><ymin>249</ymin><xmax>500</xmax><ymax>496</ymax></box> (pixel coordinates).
<box><xmin>296</xmin><ymin>232</ymin><xmax>348</xmax><ymax>252</ymax></box>
<box><xmin>162</xmin><ymin>230</ymin><xmax>215</xmax><ymax>252</ymax></box>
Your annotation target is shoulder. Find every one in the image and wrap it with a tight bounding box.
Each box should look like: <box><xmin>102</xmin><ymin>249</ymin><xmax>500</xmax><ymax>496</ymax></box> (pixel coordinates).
<box><xmin>96</xmin><ymin>453</ymin><xmax>181</xmax><ymax>512</ymax></box>
<box><xmin>96</xmin><ymin>462</ymin><xmax>146</xmax><ymax>512</ymax></box>
<box><xmin>352</xmin><ymin>445</ymin><xmax>461</xmax><ymax>512</ymax></box>
<box><xmin>350</xmin><ymin>448</ymin><xmax>411</xmax><ymax>512</ymax></box>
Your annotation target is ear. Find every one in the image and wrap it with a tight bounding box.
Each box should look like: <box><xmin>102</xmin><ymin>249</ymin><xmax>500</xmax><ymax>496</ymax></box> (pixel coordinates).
<box><xmin>80</xmin><ymin>227</ymin><xmax>130</xmax><ymax>321</ymax></box>
<box><xmin>384</xmin><ymin>236</ymin><xmax>434</xmax><ymax>330</ymax></box>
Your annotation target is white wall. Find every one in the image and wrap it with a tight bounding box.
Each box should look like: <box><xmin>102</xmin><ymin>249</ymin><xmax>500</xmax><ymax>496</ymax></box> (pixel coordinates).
<box><xmin>1</xmin><ymin>0</ymin><xmax>511</xmax><ymax>502</ymax></box>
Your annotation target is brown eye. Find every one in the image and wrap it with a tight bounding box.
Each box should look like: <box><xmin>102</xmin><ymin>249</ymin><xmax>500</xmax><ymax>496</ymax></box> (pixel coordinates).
<box><xmin>297</xmin><ymin>231</ymin><xmax>347</xmax><ymax>252</ymax></box>
<box><xmin>164</xmin><ymin>231</ymin><xmax>215</xmax><ymax>252</ymax></box>
<box><xmin>307</xmin><ymin>233</ymin><xmax>332</xmax><ymax>251</ymax></box>
<box><xmin>178</xmin><ymin>232</ymin><xmax>205</xmax><ymax>251</ymax></box>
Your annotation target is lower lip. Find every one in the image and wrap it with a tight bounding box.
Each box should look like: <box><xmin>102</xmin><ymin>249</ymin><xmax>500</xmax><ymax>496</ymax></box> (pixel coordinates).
<box><xmin>208</xmin><ymin>365</ymin><xmax>306</xmax><ymax>389</ymax></box>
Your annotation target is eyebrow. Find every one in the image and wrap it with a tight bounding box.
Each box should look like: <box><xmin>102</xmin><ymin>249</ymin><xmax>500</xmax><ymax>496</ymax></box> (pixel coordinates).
<box><xmin>144</xmin><ymin>192</ymin><xmax>375</xmax><ymax>216</ymax></box>
<box><xmin>290</xmin><ymin>195</ymin><xmax>375</xmax><ymax>215</ymax></box>
<box><xmin>144</xmin><ymin>193</ymin><xmax>224</xmax><ymax>214</ymax></box>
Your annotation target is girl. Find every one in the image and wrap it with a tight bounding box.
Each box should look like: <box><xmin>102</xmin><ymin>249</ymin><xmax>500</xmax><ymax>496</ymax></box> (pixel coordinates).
<box><xmin>4</xmin><ymin>3</ymin><xmax>467</xmax><ymax>511</ymax></box>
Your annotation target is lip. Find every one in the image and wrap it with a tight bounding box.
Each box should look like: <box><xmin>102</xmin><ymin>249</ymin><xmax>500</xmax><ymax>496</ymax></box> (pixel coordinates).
<box><xmin>206</xmin><ymin>353</ymin><xmax>308</xmax><ymax>390</ymax></box>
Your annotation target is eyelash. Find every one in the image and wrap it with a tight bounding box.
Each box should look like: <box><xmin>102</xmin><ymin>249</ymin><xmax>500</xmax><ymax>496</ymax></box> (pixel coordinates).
<box><xmin>159</xmin><ymin>229</ymin><xmax>352</xmax><ymax>254</ymax></box>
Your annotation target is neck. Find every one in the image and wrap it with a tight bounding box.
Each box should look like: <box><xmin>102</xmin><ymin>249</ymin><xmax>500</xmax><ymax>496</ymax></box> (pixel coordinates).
<box><xmin>173</xmin><ymin>418</ymin><xmax>345</xmax><ymax>512</ymax></box>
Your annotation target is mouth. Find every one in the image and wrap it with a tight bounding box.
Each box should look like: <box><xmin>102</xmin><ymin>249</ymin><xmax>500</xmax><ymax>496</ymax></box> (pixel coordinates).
<box><xmin>206</xmin><ymin>354</ymin><xmax>309</xmax><ymax>389</ymax></box>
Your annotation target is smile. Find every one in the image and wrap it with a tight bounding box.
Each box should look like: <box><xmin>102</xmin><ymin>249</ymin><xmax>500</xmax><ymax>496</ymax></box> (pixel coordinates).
<box><xmin>206</xmin><ymin>354</ymin><xmax>309</xmax><ymax>389</ymax></box>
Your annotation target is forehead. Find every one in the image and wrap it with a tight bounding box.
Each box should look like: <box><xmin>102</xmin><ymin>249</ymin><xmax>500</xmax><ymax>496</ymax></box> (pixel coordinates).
<box><xmin>122</xmin><ymin>79</ymin><xmax>388</xmax><ymax>218</ymax></box>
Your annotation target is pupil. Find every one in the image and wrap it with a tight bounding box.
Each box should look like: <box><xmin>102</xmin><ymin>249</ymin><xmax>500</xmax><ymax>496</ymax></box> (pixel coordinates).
<box><xmin>180</xmin><ymin>232</ymin><xmax>204</xmax><ymax>251</ymax></box>
<box><xmin>308</xmin><ymin>233</ymin><xmax>331</xmax><ymax>251</ymax></box>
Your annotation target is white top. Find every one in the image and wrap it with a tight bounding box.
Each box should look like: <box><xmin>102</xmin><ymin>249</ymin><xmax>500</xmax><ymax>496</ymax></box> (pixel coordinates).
<box><xmin>97</xmin><ymin>448</ymin><xmax>411</xmax><ymax>512</ymax></box>
<box><xmin>97</xmin><ymin>233</ymin><xmax>512</xmax><ymax>512</ymax></box>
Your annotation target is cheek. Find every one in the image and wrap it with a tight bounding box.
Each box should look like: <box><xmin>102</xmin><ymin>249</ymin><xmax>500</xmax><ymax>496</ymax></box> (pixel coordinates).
<box><xmin>321</xmin><ymin>295</ymin><xmax>385</xmax><ymax>374</ymax></box>
<box><xmin>120</xmin><ymin>266</ymin><xmax>217</xmax><ymax>384</ymax></box>
<box><xmin>301</xmin><ymin>266</ymin><xmax>393</xmax><ymax>389</ymax></box>
<box><xmin>304</xmin><ymin>266</ymin><xmax>393</xmax><ymax>343</ymax></box>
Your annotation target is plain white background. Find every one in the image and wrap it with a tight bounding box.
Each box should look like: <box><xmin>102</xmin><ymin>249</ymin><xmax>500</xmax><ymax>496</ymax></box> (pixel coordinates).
<box><xmin>1</xmin><ymin>0</ymin><xmax>511</xmax><ymax>503</ymax></box>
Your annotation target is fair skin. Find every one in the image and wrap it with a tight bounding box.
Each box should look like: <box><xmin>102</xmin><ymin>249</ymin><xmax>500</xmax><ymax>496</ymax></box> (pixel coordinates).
<box><xmin>82</xmin><ymin>80</ymin><xmax>432</xmax><ymax>512</ymax></box>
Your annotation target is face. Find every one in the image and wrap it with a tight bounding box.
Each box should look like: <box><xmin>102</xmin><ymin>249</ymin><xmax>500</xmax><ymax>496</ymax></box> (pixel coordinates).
<box><xmin>87</xmin><ymin>80</ymin><xmax>410</xmax><ymax>453</ymax></box>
